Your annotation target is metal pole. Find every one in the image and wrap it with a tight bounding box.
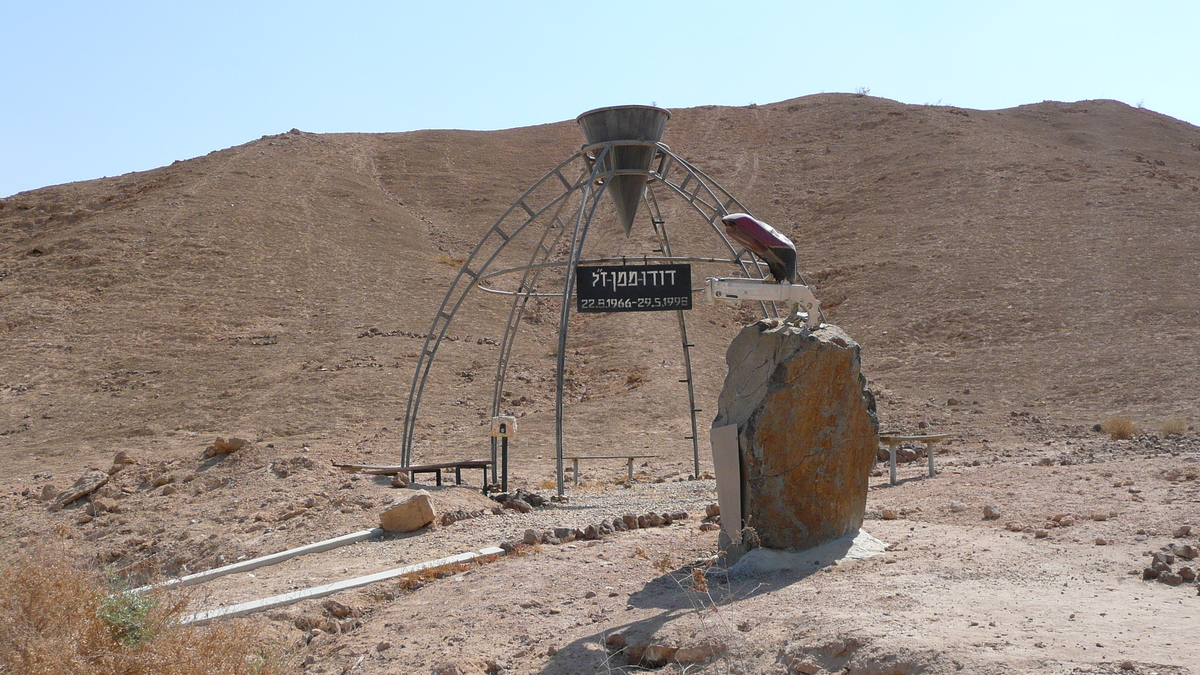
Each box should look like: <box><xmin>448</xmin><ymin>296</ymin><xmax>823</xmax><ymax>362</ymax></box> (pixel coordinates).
<box><xmin>501</xmin><ymin>436</ymin><xmax>508</xmax><ymax>493</ymax></box>
<box><xmin>490</xmin><ymin>437</ymin><xmax>497</xmax><ymax>484</ymax></box>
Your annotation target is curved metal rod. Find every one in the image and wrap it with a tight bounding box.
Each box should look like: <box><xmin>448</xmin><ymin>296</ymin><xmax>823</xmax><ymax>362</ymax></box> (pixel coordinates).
<box><xmin>652</xmin><ymin>146</ymin><xmax>782</xmax><ymax>318</ymax></box>
<box><xmin>659</xmin><ymin>148</ymin><xmax>824</xmax><ymax>321</ymax></box>
<box><xmin>487</xmin><ymin>193</ymin><xmax>576</xmax><ymax>480</ymax></box>
<box><xmin>643</xmin><ymin>185</ymin><xmax>702</xmax><ymax>478</ymax></box>
<box><xmin>553</xmin><ymin>150</ymin><xmax>613</xmax><ymax>495</ymax></box>
<box><xmin>401</xmin><ymin>151</ymin><xmax>590</xmax><ymax>463</ymax></box>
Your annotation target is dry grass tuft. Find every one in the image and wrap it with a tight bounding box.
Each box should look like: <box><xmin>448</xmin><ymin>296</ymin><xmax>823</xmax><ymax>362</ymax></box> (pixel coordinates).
<box><xmin>1160</xmin><ymin>417</ymin><xmax>1189</xmax><ymax>436</ymax></box>
<box><xmin>0</xmin><ymin>547</ymin><xmax>286</xmax><ymax>675</ymax></box>
<box><xmin>1101</xmin><ymin>416</ymin><xmax>1139</xmax><ymax>440</ymax></box>
<box><xmin>435</xmin><ymin>254</ymin><xmax>465</xmax><ymax>267</ymax></box>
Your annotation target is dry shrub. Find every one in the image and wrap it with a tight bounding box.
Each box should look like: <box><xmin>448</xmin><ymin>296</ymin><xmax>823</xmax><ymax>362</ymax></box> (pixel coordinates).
<box><xmin>0</xmin><ymin>548</ymin><xmax>286</xmax><ymax>675</ymax></box>
<box><xmin>1101</xmin><ymin>416</ymin><xmax>1139</xmax><ymax>440</ymax></box>
<box><xmin>435</xmin><ymin>254</ymin><xmax>464</xmax><ymax>267</ymax></box>
<box><xmin>1160</xmin><ymin>417</ymin><xmax>1189</xmax><ymax>436</ymax></box>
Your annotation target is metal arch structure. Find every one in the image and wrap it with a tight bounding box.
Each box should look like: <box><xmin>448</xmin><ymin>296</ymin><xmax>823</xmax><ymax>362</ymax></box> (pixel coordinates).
<box><xmin>400</xmin><ymin>136</ymin><xmax>788</xmax><ymax>495</ymax></box>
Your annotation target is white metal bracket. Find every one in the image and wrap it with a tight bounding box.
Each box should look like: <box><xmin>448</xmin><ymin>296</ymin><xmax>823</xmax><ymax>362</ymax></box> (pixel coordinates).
<box><xmin>706</xmin><ymin>277</ymin><xmax>822</xmax><ymax>329</ymax></box>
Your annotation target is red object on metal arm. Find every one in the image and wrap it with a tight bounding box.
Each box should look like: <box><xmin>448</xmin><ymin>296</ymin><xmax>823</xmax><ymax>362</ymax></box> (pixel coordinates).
<box><xmin>720</xmin><ymin>213</ymin><xmax>798</xmax><ymax>283</ymax></box>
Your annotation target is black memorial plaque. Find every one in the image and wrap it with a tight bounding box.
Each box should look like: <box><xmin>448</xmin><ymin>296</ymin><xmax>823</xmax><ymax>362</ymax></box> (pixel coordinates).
<box><xmin>576</xmin><ymin>263</ymin><xmax>692</xmax><ymax>313</ymax></box>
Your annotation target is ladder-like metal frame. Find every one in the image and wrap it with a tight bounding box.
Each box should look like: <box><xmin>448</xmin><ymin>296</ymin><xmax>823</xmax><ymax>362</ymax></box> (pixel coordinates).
<box><xmin>400</xmin><ymin>141</ymin><xmax>781</xmax><ymax>495</ymax></box>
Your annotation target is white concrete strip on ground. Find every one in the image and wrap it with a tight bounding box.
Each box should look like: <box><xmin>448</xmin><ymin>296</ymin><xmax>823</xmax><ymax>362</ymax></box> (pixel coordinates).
<box><xmin>132</xmin><ymin>528</ymin><xmax>384</xmax><ymax>594</ymax></box>
<box><xmin>181</xmin><ymin>546</ymin><xmax>506</xmax><ymax>624</ymax></box>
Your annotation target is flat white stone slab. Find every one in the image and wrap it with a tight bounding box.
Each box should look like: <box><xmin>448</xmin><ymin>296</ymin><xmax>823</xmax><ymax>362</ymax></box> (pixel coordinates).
<box><xmin>709</xmin><ymin>423</ymin><xmax>742</xmax><ymax>544</ymax></box>
<box><xmin>181</xmin><ymin>546</ymin><xmax>505</xmax><ymax>624</ymax></box>
<box><xmin>722</xmin><ymin>529</ymin><xmax>886</xmax><ymax>578</ymax></box>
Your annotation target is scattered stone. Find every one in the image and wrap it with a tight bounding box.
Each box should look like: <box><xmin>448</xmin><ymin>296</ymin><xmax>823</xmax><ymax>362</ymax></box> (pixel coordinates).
<box><xmin>598</xmin><ymin>521</ymin><xmax>613</xmax><ymax>535</ymax></box>
<box><xmin>880</xmin><ymin>508</ymin><xmax>898</xmax><ymax>520</ymax></box>
<box><xmin>638</xmin><ymin>644</ymin><xmax>678</xmax><ymax>668</ymax></box>
<box><xmin>1059</xmin><ymin>515</ymin><xmax>1076</xmax><ymax>527</ymax></box>
<box><xmin>622</xmin><ymin>514</ymin><xmax>639</xmax><ymax>530</ymax></box>
<box><xmin>949</xmin><ymin>501</ymin><xmax>967</xmax><ymax>513</ymax></box>
<box><xmin>1035</xmin><ymin>530</ymin><xmax>1049</xmax><ymax>538</ymax></box>
<box><xmin>91</xmin><ymin>497</ymin><xmax>117</xmax><ymax>514</ymax></box>
<box><xmin>1092</xmin><ymin>512</ymin><xmax>1108</xmax><ymax>522</ymax></box>
<box><xmin>376</xmin><ymin>641</ymin><xmax>392</xmax><ymax>652</ymax></box>
<box><xmin>675</xmin><ymin>643</ymin><xmax>726</xmax><ymax>665</ymax></box>
<box><xmin>646</xmin><ymin>513</ymin><xmax>665</xmax><ymax>527</ymax></box>
<box><xmin>983</xmin><ymin>505</ymin><xmax>1001</xmax><ymax>520</ymax></box>
<box><xmin>161</xmin><ymin>485</ymin><xmax>177</xmax><ymax>496</ymax></box>
<box><xmin>584</xmin><ymin>590</ymin><xmax>597</xmax><ymax>599</ymax></box>
<box><xmin>705</xmin><ymin>503</ymin><xmax>720</xmax><ymax>518</ymax></box>
<box><xmin>430</xmin><ymin>661</ymin><xmax>466</xmax><ymax>675</ymax></box>
<box><xmin>523</xmin><ymin>529</ymin><xmax>541</xmax><ymax>545</ymax></box>
<box><xmin>502</xmin><ymin>498</ymin><xmax>533</xmax><ymax>514</ymax></box>
<box><xmin>40</xmin><ymin>484</ymin><xmax>59</xmax><ymax>501</ymax></box>
<box><xmin>52</xmin><ymin>471</ymin><xmax>110</xmax><ymax>509</ymax></box>
<box><xmin>205</xmin><ymin>436</ymin><xmax>249</xmax><ymax>457</ymax></box>
<box><xmin>1174</xmin><ymin>525</ymin><xmax>1192</xmax><ymax>538</ymax></box>
<box><xmin>1160</xmin><ymin>572</ymin><xmax>1184</xmax><ymax>586</ymax></box>
<box><xmin>1143</xmin><ymin>567</ymin><xmax>1160</xmax><ymax>580</ymax></box>
<box><xmin>1179</xmin><ymin>566</ymin><xmax>1196</xmax><ymax>582</ymax></box>
<box><xmin>605</xmin><ymin>633</ymin><xmax>626</xmax><ymax>648</ymax></box>
<box><xmin>789</xmin><ymin>659</ymin><xmax>821</xmax><ymax>675</ymax></box>
<box><xmin>390</xmin><ymin>474</ymin><xmax>410</xmax><ymax>488</ymax></box>
<box><xmin>1176</xmin><ymin>544</ymin><xmax>1199</xmax><ymax>560</ymax></box>
<box><xmin>379</xmin><ymin>490</ymin><xmax>436</xmax><ymax>533</ymax></box>
<box><xmin>1095</xmin><ymin>538</ymin><xmax>1109</xmax><ymax>546</ymax></box>
<box><xmin>1120</xmin><ymin>661</ymin><xmax>1135</xmax><ymax>671</ymax></box>
<box><xmin>699</xmin><ymin>523</ymin><xmax>720</xmax><ymax>532</ymax></box>
<box><xmin>670</xmin><ymin>511</ymin><xmax>688</xmax><ymax>521</ymax></box>
<box><xmin>1006</xmin><ymin>522</ymin><xmax>1025</xmax><ymax>532</ymax></box>
<box><xmin>637</xmin><ymin>515</ymin><xmax>650</xmax><ymax>528</ymax></box>
<box><xmin>323</xmin><ymin>600</ymin><xmax>352</xmax><ymax>618</ymax></box>
<box><xmin>583</xmin><ymin>524</ymin><xmax>599</xmax><ymax>540</ymax></box>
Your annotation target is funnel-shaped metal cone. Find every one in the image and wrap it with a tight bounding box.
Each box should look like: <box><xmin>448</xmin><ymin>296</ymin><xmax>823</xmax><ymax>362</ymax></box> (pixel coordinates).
<box><xmin>577</xmin><ymin>105</ymin><xmax>670</xmax><ymax>235</ymax></box>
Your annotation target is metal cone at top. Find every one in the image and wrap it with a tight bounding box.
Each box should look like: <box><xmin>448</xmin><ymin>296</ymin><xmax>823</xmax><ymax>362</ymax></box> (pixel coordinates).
<box><xmin>576</xmin><ymin>105</ymin><xmax>671</xmax><ymax>235</ymax></box>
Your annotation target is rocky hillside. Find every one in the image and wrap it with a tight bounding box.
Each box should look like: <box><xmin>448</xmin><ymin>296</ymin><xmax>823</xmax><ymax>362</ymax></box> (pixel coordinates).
<box><xmin>2</xmin><ymin>94</ymin><xmax>1198</xmax><ymax>476</ymax></box>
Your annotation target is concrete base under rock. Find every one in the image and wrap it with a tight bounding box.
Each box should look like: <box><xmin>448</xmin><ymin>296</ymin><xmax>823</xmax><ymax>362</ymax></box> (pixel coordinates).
<box><xmin>718</xmin><ymin>529</ymin><xmax>886</xmax><ymax>578</ymax></box>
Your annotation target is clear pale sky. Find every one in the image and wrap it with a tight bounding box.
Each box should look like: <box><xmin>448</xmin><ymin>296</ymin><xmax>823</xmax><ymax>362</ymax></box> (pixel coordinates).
<box><xmin>3</xmin><ymin>1</ymin><xmax>1197</xmax><ymax>197</ymax></box>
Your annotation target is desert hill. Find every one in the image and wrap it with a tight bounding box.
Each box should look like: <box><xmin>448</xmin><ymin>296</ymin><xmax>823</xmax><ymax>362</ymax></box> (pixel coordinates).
<box><xmin>2</xmin><ymin>94</ymin><xmax>1199</xmax><ymax>477</ymax></box>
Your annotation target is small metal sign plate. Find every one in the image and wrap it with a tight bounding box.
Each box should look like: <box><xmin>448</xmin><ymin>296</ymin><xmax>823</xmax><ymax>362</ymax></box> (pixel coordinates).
<box><xmin>576</xmin><ymin>264</ymin><xmax>692</xmax><ymax>313</ymax></box>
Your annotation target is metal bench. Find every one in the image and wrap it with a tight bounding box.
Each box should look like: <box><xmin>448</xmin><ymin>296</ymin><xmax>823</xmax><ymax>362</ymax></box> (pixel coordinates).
<box><xmin>877</xmin><ymin>433</ymin><xmax>950</xmax><ymax>485</ymax></box>
<box><xmin>562</xmin><ymin>454</ymin><xmax>658</xmax><ymax>485</ymax></box>
<box><xmin>332</xmin><ymin>459</ymin><xmax>494</xmax><ymax>493</ymax></box>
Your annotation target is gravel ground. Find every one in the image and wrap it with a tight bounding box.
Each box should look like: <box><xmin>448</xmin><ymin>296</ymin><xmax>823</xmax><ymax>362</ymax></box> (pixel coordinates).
<box><xmin>185</xmin><ymin>479</ymin><xmax>720</xmax><ymax>612</ymax></box>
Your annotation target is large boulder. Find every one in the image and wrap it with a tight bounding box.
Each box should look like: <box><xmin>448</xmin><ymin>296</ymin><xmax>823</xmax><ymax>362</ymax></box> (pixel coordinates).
<box><xmin>713</xmin><ymin>320</ymin><xmax>878</xmax><ymax>551</ymax></box>
<box><xmin>379</xmin><ymin>490</ymin><xmax>436</xmax><ymax>533</ymax></box>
